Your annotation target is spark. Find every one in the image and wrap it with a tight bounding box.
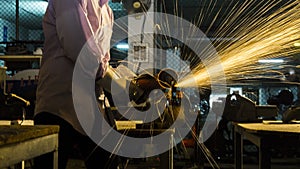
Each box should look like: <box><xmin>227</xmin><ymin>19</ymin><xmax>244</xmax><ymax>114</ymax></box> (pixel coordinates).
<box><xmin>177</xmin><ymin>0</ymin><xmax>300</xmax><ymax>88</ymax></box>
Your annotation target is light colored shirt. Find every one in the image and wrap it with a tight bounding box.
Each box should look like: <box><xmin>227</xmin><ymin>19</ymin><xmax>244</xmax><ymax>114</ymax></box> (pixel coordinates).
<box><xmin>35</xmin><ymin>0</ymin><xmax>113</xmax><ymax>134</ymax></box>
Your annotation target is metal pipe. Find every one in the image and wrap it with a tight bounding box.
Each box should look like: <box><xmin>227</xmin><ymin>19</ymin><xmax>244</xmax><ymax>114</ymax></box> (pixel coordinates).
<box><xmin>16</xmin><ymin>0</ymin><xmax>19</xmax><ymax>40</ymax></box>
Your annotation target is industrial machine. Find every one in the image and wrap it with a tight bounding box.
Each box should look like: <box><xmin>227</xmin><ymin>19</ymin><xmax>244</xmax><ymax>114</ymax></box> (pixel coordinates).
<box><xmin>100</xmin><ymin>67</ymin><xmax>187</xmax><ymax>130</ymax></box>
<box><xmin>0</xmin><ymin>67</ymin><xmax>30</xmax><ymax>122</ymax></box>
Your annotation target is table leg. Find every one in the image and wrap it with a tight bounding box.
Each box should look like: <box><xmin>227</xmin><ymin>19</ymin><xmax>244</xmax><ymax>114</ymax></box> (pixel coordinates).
<box><xmin>22</xmin><ymin>161</ymin><xmax>25</xmax><ymax>169</ymax></box>
<box><xmin>234</xmin><ymin>130</ymin><xmax>243</xmax><ymax>169</ymax></box>
<box><xmin>169</xmin><ymin>133</ymin><xmax>173</xmax><ymax>169</ymax></box>
<box><xmin>160</xmin><ymin>150</ymin><xmax>170</xmax><ymax>169</ymax></box>
<box><xmin>159</xmin><ymin>133</ymin><xmax>173</xmax><ymax>169</ymax></box>
<box><xmin>53</xmin><ymin>149</ymin><xmax>58</xmax><ymax>169</ymax></box>
<box><xmin>259</xmin><ymin>139</ymin><xmax>271</xmax><ymax>169</ymax></box>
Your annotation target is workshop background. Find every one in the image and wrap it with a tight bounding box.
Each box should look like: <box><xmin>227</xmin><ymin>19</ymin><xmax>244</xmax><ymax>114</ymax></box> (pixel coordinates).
<box><xmin>0</xmin><ymin>0</ymin><xmax>300</xmax><ymax>169</ymax></box>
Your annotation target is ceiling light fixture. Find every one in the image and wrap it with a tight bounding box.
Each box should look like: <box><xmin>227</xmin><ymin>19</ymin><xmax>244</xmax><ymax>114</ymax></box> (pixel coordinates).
<box><xmin>116</xmin><ymin>43</ymin><xmax>129</xmax><ymax>49</ymax></box>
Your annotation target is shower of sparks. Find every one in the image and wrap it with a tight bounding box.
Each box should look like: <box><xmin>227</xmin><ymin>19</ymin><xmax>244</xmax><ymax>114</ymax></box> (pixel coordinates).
<box><xmin>97</xmin><ymin>0</ymin><xmax>300</xmax><ymax>168</ymax></box>
<box><xmin>176</xmin><ymin>0</ymin><xmax>300</xmax><ymax>88</ymax></box>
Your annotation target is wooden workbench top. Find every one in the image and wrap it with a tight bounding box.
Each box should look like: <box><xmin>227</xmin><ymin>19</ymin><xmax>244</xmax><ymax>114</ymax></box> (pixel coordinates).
<box><xmin>236</xmin><ymin>123</ymin><xmax>300</xmax><ymax>134</ymax></box>
<box><xmin>0</xmin><ymin>125</ymin><xmax>59</xmax><ymax>146</ymax></box>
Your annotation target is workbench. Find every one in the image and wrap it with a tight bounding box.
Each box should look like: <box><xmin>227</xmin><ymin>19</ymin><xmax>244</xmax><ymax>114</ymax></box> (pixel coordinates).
<box><xmin>0</xmin><ymin>125</ymin><xmax>59</xmax><ymax>168</ymax></box>
<box><xmin>234</xmin><ymin>123</ymin><xmax>300</xmax><ymax>169</ymax></box>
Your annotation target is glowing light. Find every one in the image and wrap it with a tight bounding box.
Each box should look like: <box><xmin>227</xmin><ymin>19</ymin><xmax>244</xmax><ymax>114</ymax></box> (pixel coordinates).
<box><xmin>116</xmin><ymin>43</ymin><xmax>129</xmax><ymax>49</ymax></box>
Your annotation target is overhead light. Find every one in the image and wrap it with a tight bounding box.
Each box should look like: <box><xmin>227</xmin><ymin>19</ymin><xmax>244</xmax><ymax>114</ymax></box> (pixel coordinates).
<box><xmin>116</xmin><ymin>43</ymin><xmax>129</xmax><ymax>49</ymax></box>
<box><xmin>294</xmin><ymin>42</ymin><xmax>300</xmax><ymax>47</ymax></box>
<box><xmin>258</xmin><ymin>59</ymin><xmax>284</xmax><ymax>63</ymax></box>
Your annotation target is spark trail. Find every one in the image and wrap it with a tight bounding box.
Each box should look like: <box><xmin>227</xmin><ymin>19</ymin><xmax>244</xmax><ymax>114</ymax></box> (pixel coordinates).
<box><xmin>176</xmin><ymin>0</ymin><xmax>300</xmax><ymax>88</ymax></box>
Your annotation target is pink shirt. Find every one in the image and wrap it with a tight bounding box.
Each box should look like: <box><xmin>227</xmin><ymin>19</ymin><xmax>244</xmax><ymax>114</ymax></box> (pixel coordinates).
<box><xmin>35</xmin><ymin>0</ymin><xmax>113</xmax><ymax>134</ymax></box>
